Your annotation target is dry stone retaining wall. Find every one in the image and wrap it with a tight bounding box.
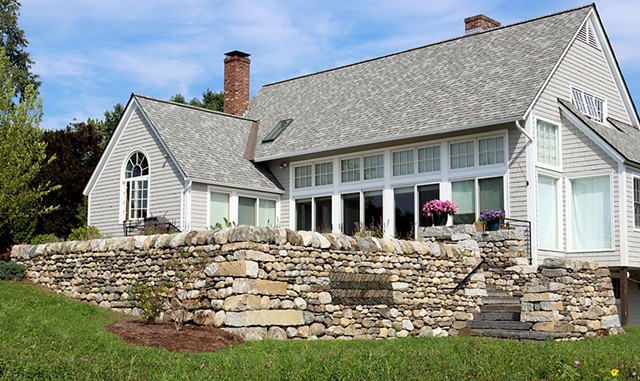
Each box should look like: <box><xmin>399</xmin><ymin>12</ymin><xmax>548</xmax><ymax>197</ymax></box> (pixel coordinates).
<box><xmin>12</xmin><ymin>225</ymin><xmax>622</xmax><ymax>340</ymax></box>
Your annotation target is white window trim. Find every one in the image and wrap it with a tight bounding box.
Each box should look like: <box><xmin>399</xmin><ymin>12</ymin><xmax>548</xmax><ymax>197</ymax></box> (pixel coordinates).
<box><xmin>536</xmin><ymin>171</ymin><xmax>564</xmax><ymax>253</ymax></box>
<box><xmin>119</xmin><ymin>148</ymin><xmax>150</xmax><ymax>223</ymax></box>
<box><xmin>569</xmin><ymin>85</ymin><xmax>607</xmax><ymax>124</ymax></box>
<box><xmin>207</xmin><ymin>185</ymin><xmax>280</xmax><ymax>228</ymax></box>
<box><xmin>534</xmin><ymin>115</ymin><xmax>563</xmax><ymax>172</ymax></box>
<box><xmin>565</xmin><ymin>172</ymin><xmax>615</xmax><ymax>253</ymax></box>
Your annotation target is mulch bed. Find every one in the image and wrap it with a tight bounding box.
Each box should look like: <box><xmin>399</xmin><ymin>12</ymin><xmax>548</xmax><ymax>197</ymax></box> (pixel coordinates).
<box><xmin>107</xmin><ymin>319</ymin><xmax>244</xmax><ymax>352</ymax></box>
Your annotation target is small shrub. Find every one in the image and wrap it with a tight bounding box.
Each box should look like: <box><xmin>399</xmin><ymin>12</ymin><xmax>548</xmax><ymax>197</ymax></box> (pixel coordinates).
<box><xmin>68</xmin><ymin>225</ymin><xmax>102</xmax><ymax>241</ymax></box>
<box><xmin>0</xmin><ymin>261</ymin><xmax>26</xmax><ymax>281</ymax></box>
<box><xmin>128</xmin><ymin>281</ymin><xmax>170</xmax><ymax>323</ymax></box>
<box><xmin>30</xmin><ymin>233</ymin><xmax>64</xmax><ymax>244</ymax></box>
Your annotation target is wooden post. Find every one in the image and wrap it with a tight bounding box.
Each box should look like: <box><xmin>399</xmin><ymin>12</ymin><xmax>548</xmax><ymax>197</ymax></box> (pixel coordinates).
<box><xmin>620</xmin><ymin>267</ymin><xmax>629</xmax><ymax>326</ymax></box>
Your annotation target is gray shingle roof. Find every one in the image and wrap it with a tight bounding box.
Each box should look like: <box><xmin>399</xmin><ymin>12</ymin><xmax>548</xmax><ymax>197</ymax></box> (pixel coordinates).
<box><xmin>134</xmin><ymin>95</ymin><xmax>283</xmax><ymax>193</ymax></box>
<box><xmin>249</xmin><ymin>5</ymin><xmax>592</xmax><ymax>161</ymax></box>
<box><xmin>558</xmin><ymin>98</ymin><xmax>640</xmax><ymax>165</ymax></box>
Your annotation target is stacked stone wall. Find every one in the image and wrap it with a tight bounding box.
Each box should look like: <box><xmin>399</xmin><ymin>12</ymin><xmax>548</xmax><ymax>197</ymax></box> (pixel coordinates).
<box><xmin>12</xmin><ymin>225</ymin><xmax>622</xmax><ymax>340</ymax></box>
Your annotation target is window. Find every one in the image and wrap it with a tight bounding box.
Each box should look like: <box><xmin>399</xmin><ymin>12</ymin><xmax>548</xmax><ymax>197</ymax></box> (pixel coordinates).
<box><xmin>258</xmin><ymin>199</ymin><xmax>276</xmax><ymax>227</ymax></box>
<box><xmin>315</xmin><ymin>162</ymin><xmax>333</xmax><ymax>186</ymax></box>
<box><xmin>537</xmin><ymin>119</ymin><xmax>559</xmax><ymax>167</ymax></box>
<box><xmin>572</xmin><ymin>88</ymin><xmax>604</xmax><ymax>122</ymax></box>
<box><xmin>124</xmin><ymin>151</ymin><xmax>149</xmax><ymax>221</ymax></box>
<box><xmin>418</xmin><ymin>146</ymin><xmax>440</xmax><ymax>173</ymax></box>
<box><xmin>570</xmin><ymin>175</ymin><xmax>612</xmax><ymax>250</ymax></box>
<box><xmin>294</xmin><ymin>165</ymin><xmax>312</xmax><ymax>189</ymax></box>
<box><xmin>452</xmin><ymin>180</ymin><xmax>475</xmax><ymax>224</ymax></box>
<box><xmin>315</xmin><ymin>197</ymin><xmax>332</xmax><ymax>233</ymax></box>
<box><xmin>392</xmin><ymin>150</ymin><xmax>414</xmax><ymax>176</ymax></box>
<box><xmin>238</xmin><ymin>197</ymin><xmax>257</xmax><ymax>226</ymax></box>
<box><xmin>635</xmin><ymin>178</ymin><xmax>640</xmax><ymax>228</ymax></box>
<box><xmin>341</xmin><ymin>158</ymin><xmax>360</xmax><ymax>183</ymax></box>
<box><xmin>478</xmin><ymin>177</ymin><xmax>504</xmax><ymax>213</ymax></box>
<box><xmin>342</xmin><ymin>193</ymin><xmax>360</xmax><ymax>235</ymax></box>
<box><xmin>394</xmin><ymin>187</ymin><xmax>415</xmax><ymax>239</ymax></box>
<box><xmin>296</xmin><ymin>199</ymin><xmax>312</xmax><ymax>231</ymax></box>
<box><xmin>209</xmin><ymin>192</ymin><xmax>229</xmax><ymax>227</ymax></box>
<box><xmin>418</xmin><ymin>184</ymin><xmax>440</xmax><ymax>227</ymax></box>
<box><xmin>363</xmin><ymin>190</ymin><xmax>383</xmax><ymax>228</ymax></box>
<box><xmin>450</xmin><ymin>141</ymin><xmax>475</xmax><ymax>169</ymax></box>
<box><xmin>363</xmin><ymin>154</ymin><xmax>384</xmax><ymax>180</ymax></box>
<box><xmin>478</xmin><ymin>137</ymin><xmax>504</xmax><ymax>166</ymax></box>
<box><xmin>538</xmin><ymin>175</ymin><xmax>559</xmax><ymax>249</ymax></box>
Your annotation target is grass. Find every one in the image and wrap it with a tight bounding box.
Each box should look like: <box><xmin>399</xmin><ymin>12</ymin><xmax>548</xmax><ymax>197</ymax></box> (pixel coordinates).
<box><xmin>0</xmin><ymin>282</ymin><xmax>639</xmax><ymax>381</ymax></box>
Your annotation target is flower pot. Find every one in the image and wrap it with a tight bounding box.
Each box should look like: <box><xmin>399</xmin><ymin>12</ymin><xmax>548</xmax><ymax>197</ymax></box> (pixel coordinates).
<box><xmin>432</xmin><ymin>212</ymin><xmax>448</xmax><ymax>226</ymax></box>
<box><xmin>475</xmin><ymin>223</ymin><xmax>485</xmax><ymax>232</ymax></box>
<box><xmin>485</xmin><ymin>218</ymin><xmax>500</xmax><ymax>231</ymax></box>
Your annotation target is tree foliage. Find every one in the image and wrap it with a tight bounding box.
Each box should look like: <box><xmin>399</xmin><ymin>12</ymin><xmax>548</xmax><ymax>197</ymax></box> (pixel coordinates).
<box><xmin>0</xmin><ymin>49</ymin><xmax>55</xmax><ymax>251</ymax></box>
<box><xmin>98</xmin><ymin>102</ymin><xmax>123</xmax><ymax>149</ymax></box>
<box><xmin>0</xmin><ymin>0</ymin><xmax>39</xmax><ymax>98</ymax></box>
<box><xmin>170</xmin><ymin>89</ymin><xmax>223</xmax><ymax>112</ymax></box>
<box><xmin>35</xmin><ymin>120</ymin><xmax>103</xmax><ymax>238</ymax></box>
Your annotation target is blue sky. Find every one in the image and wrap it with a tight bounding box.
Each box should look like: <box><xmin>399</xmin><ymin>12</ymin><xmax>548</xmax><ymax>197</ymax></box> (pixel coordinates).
<box><xmin>20</xmin><ymin>0</ymin><xmax>640</xmax><ymax>130</ymax></box>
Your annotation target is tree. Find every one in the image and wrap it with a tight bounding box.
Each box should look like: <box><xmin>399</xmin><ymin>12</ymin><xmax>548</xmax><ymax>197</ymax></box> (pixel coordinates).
<box><xmin>98</xmin><ymin>102</ymin><xmax>123</xmax><ymax>149</ymax></box>
<box><xmin>35</xmin><ymin>120</ymin><xmax>102</xmax><ymax>238</ymax></box>
<box><xmin>0</xmin><ymin>0</ymin><xmax>39</xmax><ymax>98</ymax></box>
<box><xmin>0</xmin><ymin>49</ymin><xmax>55</xmax><ymax>251</ymax></box>
<box><xmin>170</xmin><ymin>89</ymin><xmax>223</xmax><ymax>112</ymax></box>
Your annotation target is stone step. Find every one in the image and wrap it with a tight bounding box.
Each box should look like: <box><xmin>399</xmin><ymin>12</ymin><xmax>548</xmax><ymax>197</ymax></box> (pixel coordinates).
<box><xmin>463</xmin><ymin>328</ymin><xmax>568</xmax><ymax>341</ymax></box>
<box><xmin>482</xmin><ymin>296</ymin><xmax>521</xmax><ymax>305</ymax></box>
<box><xmin>467</xmin><ymin>320</ymin><xmax>532</xmax><ymax>330</ymax></box>
<box><xmin>480</xmin><ymin>304</ymin><xmax>521</xmax><ymax>313</ymax></box>
<box><xmin>473</xmin><ymin>312</ymin><xmax>520</xmax><ymax>321</ymax></box>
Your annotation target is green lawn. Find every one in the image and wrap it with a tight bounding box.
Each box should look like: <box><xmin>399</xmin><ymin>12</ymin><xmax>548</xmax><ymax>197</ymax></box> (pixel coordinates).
<box><xmin>0</xmin><ymin>282</ymin><xmax>638</xmax><ymax>381</ymax></box>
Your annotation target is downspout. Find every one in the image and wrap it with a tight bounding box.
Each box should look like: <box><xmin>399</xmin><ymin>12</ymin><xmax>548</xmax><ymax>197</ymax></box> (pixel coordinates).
<box><xmin>181</xmin><ymin>178</ymin><xmax>192</xmax><ymax>231</ymax></box>
<box><xmin>515</xmin><ymin>120</ymin><xmax>534</xmax><ymax>144</ymax></box>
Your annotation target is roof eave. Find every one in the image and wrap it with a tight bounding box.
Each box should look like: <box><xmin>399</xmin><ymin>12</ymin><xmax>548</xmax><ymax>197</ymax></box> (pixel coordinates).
<box><xmin>188</xmin><ymin>177</ymin><xmax>284</xmax><ymax>194</ymax></box>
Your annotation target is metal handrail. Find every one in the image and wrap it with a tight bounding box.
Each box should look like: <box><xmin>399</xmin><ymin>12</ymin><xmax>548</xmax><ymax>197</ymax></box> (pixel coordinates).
<box><xmin>123</xmin><ymin>216</ymin><xmax>180</xmax><ymax>237</ymax></box>
<box><xmin>451</xmin><ymin>258</ymin><xmax>486</xmax><ymax>295</ymax></box>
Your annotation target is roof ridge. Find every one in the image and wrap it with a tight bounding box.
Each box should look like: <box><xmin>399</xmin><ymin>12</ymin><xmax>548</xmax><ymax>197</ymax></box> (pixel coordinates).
<box><xmin>132</xmin><ymin>93</ymin><xmax>257</xmax><ymax>122</ymax></box>
<box><xmin>262</xmin><ymin>3</ymin><xmax>594</xmax><ymax>88</ymax></box>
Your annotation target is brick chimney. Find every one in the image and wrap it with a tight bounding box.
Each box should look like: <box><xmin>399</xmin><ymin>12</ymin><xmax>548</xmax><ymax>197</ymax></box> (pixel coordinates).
<box><xmin>464</xmin><ymin>14</ymin><xmax>501</xmax><ymax>34</ymax></box>
<box><xmin>223</xmin><ymin>50</ymin><xmax>251</xmax><ymax>116</ymax></box>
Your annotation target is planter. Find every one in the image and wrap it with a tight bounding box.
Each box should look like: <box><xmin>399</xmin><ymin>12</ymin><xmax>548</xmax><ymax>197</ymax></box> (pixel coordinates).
<box><xmin>432</xmin><ymin>213</ymin><xmax>448</xmax><ymax>226</ymax></box>
<box><xmin>485</xmin><ymin>218</ymin><xmax>501</xmax><ymax>231</ymax></box>
<box><xmin>474</xmin><ymin>223</ymin><xmax>485</xmax><ymax>232</ymax></box>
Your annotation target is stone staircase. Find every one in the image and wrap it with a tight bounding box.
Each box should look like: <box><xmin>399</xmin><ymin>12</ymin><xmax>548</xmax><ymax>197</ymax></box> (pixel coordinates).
<box><xmin>464</xmin><ymin>286</ymin><xmax>560</xmax><ymax>340</ymax></box>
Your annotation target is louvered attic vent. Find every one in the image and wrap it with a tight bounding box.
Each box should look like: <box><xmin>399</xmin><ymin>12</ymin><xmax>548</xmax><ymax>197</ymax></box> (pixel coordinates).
<box><xmin>577</xmin><ymin>20</ymin><xmax>600</xmax><ymax>50</ymax></box>
<box><xmin>572</xmin><ymin>87</ymin><xmax>605</xmax><ymax>123</ymax></box>
<box><xmin>262</xmin><ymin>118</ymin><xmax>293</xmax><ymax>143</ymax></box>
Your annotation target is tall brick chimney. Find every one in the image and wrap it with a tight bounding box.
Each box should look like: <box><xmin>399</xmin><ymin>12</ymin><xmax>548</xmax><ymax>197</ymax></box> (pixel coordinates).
<box><xmin>464</xmin><ymin>14</ymin><xmax>501</xmax><ymax>34</ymax></box>
<box><xmin>223</xmin><ymin>50</ymin><xmax>251</xmax><ymax>116</ymax></box>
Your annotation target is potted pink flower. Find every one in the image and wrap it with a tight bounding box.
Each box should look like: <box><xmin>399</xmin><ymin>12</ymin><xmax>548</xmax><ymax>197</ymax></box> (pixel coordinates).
<box><xmin>422</xmin><ymin>199</ymin><xmax>458</xmax><ymax>226</ymax></box>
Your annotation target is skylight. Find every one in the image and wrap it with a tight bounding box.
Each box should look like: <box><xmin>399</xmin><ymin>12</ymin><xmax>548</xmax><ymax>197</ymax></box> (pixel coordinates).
<box><xmin>262</xmin><ymin>118</ymin><xmax>293</xmax><ymax>143</ymax></box>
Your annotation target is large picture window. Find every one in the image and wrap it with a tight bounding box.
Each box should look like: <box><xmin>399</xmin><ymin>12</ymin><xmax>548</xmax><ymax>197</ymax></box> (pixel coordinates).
<box><xmin>452</xmin><ymin>180</ymin><xmax>475</xmax><ymax>224</ymax></box>
<box><xmin>394</xmin><ymin>187</ymin><xmax>415</xmax><ymax>239</ymax></box>
<box><xmin>314</xmin><ymin>196</ymin><xmax>332</xmax><ymax>233</ymax></box>
<box><xmin>342</xmin><ymin>193</ymin><xmax>360</xmax><ymax>235</ymax></box>
<box><xmin>124</xmin><ymin>151</ymin><xmax>149</xmax><ymax>221</ymax></box>
<box><xmin>570</xmin><ymin>175</ymin><xmax>612</xmax><ymax>250</ymax></box>
<box><xmin>537</xmin><ymin>175</ymin><xmax>559</xmax><ymax>249</ymax></box>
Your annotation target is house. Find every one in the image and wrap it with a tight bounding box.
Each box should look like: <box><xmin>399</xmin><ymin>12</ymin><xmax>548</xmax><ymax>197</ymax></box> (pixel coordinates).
<box><xmin>83</xmin><ymin>4</ymin><xmax>640</xmax><ymax>325</ymax></box>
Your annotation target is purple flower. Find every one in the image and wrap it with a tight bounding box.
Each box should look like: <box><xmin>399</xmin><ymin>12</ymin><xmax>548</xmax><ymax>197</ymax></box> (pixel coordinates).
<box><xmin>479</xmin><ymin>209</ymin><xmax>505</xmax><ymax>222</ymax></box>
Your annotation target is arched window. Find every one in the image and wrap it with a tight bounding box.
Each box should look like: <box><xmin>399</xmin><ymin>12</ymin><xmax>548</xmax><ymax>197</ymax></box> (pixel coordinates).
<box><xmin>124</xmin><ymin>151</ymin><xmax>149</xmax><ymax>220</ymax></box>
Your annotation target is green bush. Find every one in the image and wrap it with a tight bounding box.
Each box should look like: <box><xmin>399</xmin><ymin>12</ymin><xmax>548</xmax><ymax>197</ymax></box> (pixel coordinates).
<box><xmin>0</xmin><ymin>261</ymin><xmax>26</xmax><ymax>281</ymax></box>
<box><xmin>68</xmin><ymin>225</ymin><xmax>102</xmax><ymax>241</ymax></box>
<box><xmin>128</xmin><ymin>281</ymin><xmax>170</xmax><ymax>323</ymax></box>
<box><xmin>30</xmin><ymin>233</ymin><xmax>64</xmax><ymax>244</ymax></box>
